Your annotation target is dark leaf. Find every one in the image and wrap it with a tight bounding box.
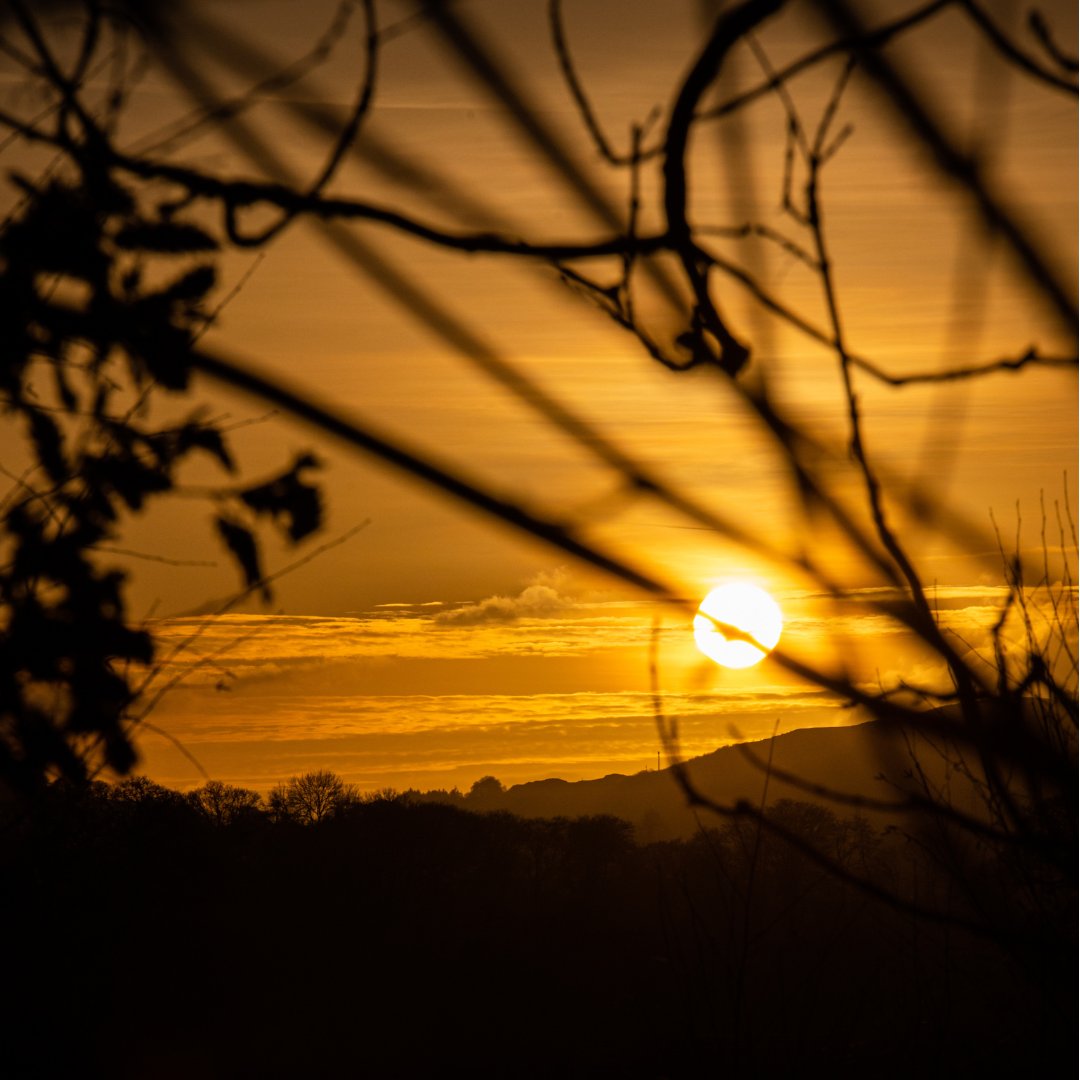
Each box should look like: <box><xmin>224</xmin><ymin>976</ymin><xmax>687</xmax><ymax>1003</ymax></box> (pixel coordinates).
<box><xmin>53</xmin><ymin>365</ymin><xmax>78</xmax><ymax>411</ymax></box>
<box><xmin>113</xmin><ymin>221</ymin><xmax>219</xmax><ymax>254</ymax></box>
<box><xmin>84</xmin><ymin>450</ymin><xmax>172</xmax><ymax>512</ymax></box>
<box><xmin>122</xmin><ymin>311</ymin><xmax>195</xmax><ymax>390</ymax></box>
<box><xmin>161</xmin><ymin>264</ymin><xmax>216</xmax><ymax>303</ymax></box>
<box><xmin>91</xmin><ymin>383</ymin><xmax>111</xmax><ymax>419</ymax></box>
<box><xmin>120</xmin><ymin>266</ymin><xmax>142</xmax><ymax>297</ymax></box>
<box><xmin>104</xmin><ymin>732</ymin><xmax>138</xmax><ymax>774</ymax></box>
<box><xmin>177</xmin><ymin>422</ymin><xmax>235</xmax><ymax>472</ymax></box>
<box><xmin>27</xmin><ymin>407</ymin><xmax>66</xmax><ymax>483</ymax></box>
<box><xmin>67</xmin><ymin>665</ymin><xmax>134</xmax><ymax>733</ymax></box>
<box><xmin>215</xmin><ymin>515</ymin><xmax>269</xmax><ymax>599</ymax></box>
<box><xmin>85</xmin><ymin>172</ymin><xmax>135</xmax><ymax>216</ymax></box>
<box><xmin>238</xmin><ymin>454</ymin><xmax>322</xmax><ymax>542</ymax></box>
<box><xmin>4</xmin><ymin>180</ymin><xmax>106</xmax><ymax>280</ymax></box>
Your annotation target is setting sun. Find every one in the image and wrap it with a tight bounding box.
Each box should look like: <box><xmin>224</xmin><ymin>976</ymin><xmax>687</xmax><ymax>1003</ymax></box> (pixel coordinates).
<box><xmin>693</xmin><ymin>583</ymin><xmax>783</xmax><ymax>669</ymax></box>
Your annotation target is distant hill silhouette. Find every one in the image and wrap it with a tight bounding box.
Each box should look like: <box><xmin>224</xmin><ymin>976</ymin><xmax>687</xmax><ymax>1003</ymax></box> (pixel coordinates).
<box><xmin>468</xmin><ymin>718</ymin><xmax>975</xmax><ymax>839</ymax></box>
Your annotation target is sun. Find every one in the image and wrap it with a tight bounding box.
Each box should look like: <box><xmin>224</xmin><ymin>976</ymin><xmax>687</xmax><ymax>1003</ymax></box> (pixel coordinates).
<box><xmin>693</xmin><ymin>583</ymin><xmax>783</xmax><ymax>669</ymax></box>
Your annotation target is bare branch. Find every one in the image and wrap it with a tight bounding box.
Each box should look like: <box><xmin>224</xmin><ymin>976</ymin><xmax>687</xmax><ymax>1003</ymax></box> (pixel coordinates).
<box><xmin>959</xmin><ymin>0</ymin><xmax>1078</xmax><ymax>95</ymax></box>
<box><xmin>548</xmin><ymin>0</ymin><xmax>626</xmax><ymax>166</ymax></box>
<box><xmin>814</xmin><ymin>0</ymin><xmax>1077</xmax><ymax>333</ymax></box>
<box><xmin>1029</xmin><ymin>8</ymin><xmax>1079</xmax><ymax>74</ymax></box>
<box><xmin>700</xmin><ymin>0</ymin><xmax>952</xmax><ymax>122</ymax></box>
<box><xmin>662</xmin><ymin>0</ymin><xmax>786</xmax><ymax>376</ymax></box>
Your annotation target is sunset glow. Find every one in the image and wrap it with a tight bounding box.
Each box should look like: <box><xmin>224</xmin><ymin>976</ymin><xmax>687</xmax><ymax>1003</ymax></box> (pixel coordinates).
<box><xmin>0</xmin><ymin>0</ymin><xmax>1064</xmax><ymax>799</ymax></box>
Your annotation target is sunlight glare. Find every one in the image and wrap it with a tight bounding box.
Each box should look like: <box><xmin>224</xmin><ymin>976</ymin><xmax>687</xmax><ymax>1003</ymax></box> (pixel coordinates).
<box><xmin>693</xmin><ymin>583</ymin><xmax>783</xmax><ymax>669</ymax></box>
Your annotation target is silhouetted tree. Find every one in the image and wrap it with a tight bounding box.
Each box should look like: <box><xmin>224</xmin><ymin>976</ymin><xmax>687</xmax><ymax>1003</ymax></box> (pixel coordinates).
<box><xmin>466</xmin><ymin>775</ymin><xmax>506</xmax><ymax>805</ymax></box>
<box><xmin>186</xmin><ymin>778</ymin><xmax>262</xmax><ymax>825</ymax></box>
<box><xmin>107</xmin><ymin>774</ymin><xmax>188</xmax><ymax>809</ymax></box>
<box><xmin>268</xmin><ymin>768</ymin><xmax>358</xmax><ymax>824</ymax></box>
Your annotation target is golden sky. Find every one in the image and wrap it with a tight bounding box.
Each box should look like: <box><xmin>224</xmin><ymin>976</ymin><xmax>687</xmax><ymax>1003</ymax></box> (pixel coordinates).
<box><xmin>2</xmin><ymin>0</ymin><xmax>1076</xmax><ymax>792</ymax></box>
<box><xmin>137</xmin><ymin>576</ymin><xmax>1055</xmax><ymax>791</ymax></box>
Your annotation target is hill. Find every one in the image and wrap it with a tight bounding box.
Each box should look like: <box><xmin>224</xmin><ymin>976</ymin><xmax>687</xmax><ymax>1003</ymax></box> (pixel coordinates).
<box><xmin>468</xmin><ymin>718</ymin><xmax>966</xmax><ymax>839</ymax></box>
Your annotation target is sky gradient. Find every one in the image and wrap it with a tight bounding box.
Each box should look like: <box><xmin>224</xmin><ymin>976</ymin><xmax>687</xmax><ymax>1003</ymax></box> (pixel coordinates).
<box><xmin>3</xmin><ymin>0</ymin><xmax>1074</xmax><ymax>793</ymax></box>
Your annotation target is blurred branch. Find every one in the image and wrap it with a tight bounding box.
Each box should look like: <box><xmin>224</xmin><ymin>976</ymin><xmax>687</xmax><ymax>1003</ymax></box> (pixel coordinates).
<box><xmin>128</xmin><ymin>0</ymin><xmax>359</xmax><ymax>156</ymax></box>
<box><xmin>548</xmin><ymin>0</ymin><xmax>627</xmax><ymax>166</ymax></box>
<box><xmin>700</xmin><ymin>0</ymin><xmax>953</xmax><ymax>122</ymax></box>
<box><xmin>1029</xmin><ymin>8</ymin><xmax>1079</xmax><ymax>74</ymax></box>
<box><xmin>813</xmin><ymin>0</ymin><xmax>1077</xmax><ymax>333</ymax></box>
<box><xmin>959</xmin><ymin>0</ymin><xmax>1078</xmax><ymax>95</ymax></box>
<box><xmin>661</xmin><ymin>0</ymin><xmax>785</xmax><ymax>376</ymax></box>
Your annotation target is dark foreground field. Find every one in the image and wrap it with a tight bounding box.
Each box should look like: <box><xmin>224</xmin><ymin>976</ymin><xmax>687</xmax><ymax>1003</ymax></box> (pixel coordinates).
<box><xmin>2</xmin><ymin>782</ymin><xmax>1073</xmax><ymax>1079</ymax></box>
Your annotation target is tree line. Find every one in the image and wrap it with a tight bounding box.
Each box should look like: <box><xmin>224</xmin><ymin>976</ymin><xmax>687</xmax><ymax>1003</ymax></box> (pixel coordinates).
<box><xmin>27</xmin><ymin>768</ymin><xmax>513</xmax><ymax>826</ymax></box>
<box><xmin>1</xmin><ymin>769</ymin><xmax>1071</xmax><ymax>1078</ymax></box>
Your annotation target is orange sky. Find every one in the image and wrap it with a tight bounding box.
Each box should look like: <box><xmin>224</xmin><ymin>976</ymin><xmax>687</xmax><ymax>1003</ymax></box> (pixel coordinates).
<box><xmin>2</xmin><ymin>0</ymin><xmax>1076</xmax><ymax>792</ymax></box>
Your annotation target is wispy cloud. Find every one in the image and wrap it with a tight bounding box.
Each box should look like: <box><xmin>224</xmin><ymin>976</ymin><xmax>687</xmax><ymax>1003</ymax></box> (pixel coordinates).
<box><xmin>435</xmin><ymin>568</ymin><xmax>575</xmax><ymax>626</ymax></box>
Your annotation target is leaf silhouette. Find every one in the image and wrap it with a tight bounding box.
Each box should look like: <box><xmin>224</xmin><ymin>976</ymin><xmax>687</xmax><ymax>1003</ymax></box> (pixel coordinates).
<box><xmin>113</xmin><ymin>221</ymin><xmax>219</xmax><ymax>254</ymax></box>
<box><xmin>238</xmin><ymin>454</ymin><xmax>322</xmax><ymax>542</ymax></box>
<box><xmin>160</xmin><ymin>265</ymin><xmax>216</xmax><ymax>303</ymax></box>
<box><xmin>176</xmin><ymin>422</ymin><xmax>235</xmax><ymax>472</ymax></box>
<box><xmin>4</xmin><ymin>180</ymin><xmax>106</xmax><ymax>280</ymax></box>
<box><xmin>27</xmin><ymin>408</ymin><xmax>67</xmax><ymax>484</ymax></box>
<box><xmin>214</xmin><ymin>515</ymin><xmax>269</xmax><ymax>599</ymax></box>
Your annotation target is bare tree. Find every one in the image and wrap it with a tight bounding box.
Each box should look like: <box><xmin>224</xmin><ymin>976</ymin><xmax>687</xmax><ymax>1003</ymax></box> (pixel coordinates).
<box><xmin>268</xmin><ymin>769</ymin><xmax>358</xmax><ymax>824</ymax></box>
<box><xmin>187</xmin><ymin>778</ymin><xmax>261</xmax><ymax>825</ymax></box>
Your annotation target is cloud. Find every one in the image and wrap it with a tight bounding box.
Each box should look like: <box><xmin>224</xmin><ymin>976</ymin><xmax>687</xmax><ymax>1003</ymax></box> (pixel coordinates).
<box><xmin>435</xmin><ymin>569</ymin><xmax>575</xmax><ymax>626</ymax></box>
